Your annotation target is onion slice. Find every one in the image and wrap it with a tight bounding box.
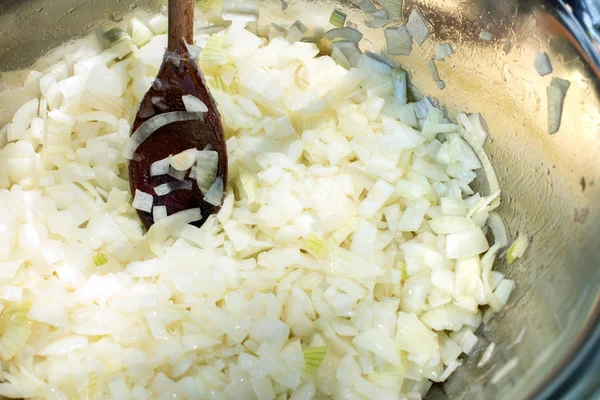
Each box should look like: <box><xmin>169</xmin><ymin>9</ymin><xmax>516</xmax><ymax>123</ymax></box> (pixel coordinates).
<box><xmin>150</xmin><ymin>155</ymin><xmax>172</xmax><ymax>176</ymax></box>
<box><xmin>325</xmin><ymin>28</ymin><xmax>363</xmax><ymax>44</ymax></box>
<box><xmin>123</xmin><ymin>111</ymin><xmax>205</xmax><ymax>159</ymax></box>
<box><xmin>170</xmin><ymin>148</ymin><xmax>199</xmax><ymax>171</ymax></box>
<box><xmin>154</xmin><ymin>180</ymin><xmax>193</xmax><ymax>196</ymax></box>
<box><xmin>133</xmin><ymin>189</ymin><xmax>153</xmax><ymax>213</ymax></box>
<box><xmin>182</xmin><ymin>95</ymin><xmax>208</xmax><ymax>112</ymax></box>
<box><xmin>204</xmin><ymin>177</ymin><xmax>224</xmax><ymax>206</ymax></box>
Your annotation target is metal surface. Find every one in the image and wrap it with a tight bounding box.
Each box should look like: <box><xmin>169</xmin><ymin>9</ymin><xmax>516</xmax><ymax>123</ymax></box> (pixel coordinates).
<box><xmin>0</xmin><ymin>0</ymin><xmax>598</xmax><ymax>399</ymax></box>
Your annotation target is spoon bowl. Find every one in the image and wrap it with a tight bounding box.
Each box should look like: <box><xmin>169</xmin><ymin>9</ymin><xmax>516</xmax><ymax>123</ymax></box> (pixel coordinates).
<box><xmin>128</xmin><ymin>0</ymin><xmax>227</xmax><ymax>229</ymax></box>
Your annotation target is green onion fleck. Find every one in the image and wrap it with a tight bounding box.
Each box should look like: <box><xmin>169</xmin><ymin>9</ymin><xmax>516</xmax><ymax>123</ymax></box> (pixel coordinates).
<box><xmin>103</xmin><ymin>28</ymin><xmax>130</xmax><ymax>44</ymax></box>
<box><xmin>329</xmin><ymin>10</ymin><xmax>347</xmax><ymax>28</ymax></box>
<box><xmin>93</xmin><ymin>253</ymin><xmax>108</xmax><ymax>266</ymax></box>
<box><xmin>303</xmin><ymin>346</ymin><xmax>328</xmax><ymax>375</ymax></box>
<box><xmin>300</xmin><ymin>234</ymin><xmax>327</xmax><ymax>258</ymax></box>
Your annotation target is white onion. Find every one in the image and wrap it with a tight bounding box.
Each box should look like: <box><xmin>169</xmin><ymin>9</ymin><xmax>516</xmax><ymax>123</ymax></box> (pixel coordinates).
<box><xmin>150</xmin><ymin>155</ymin><xmax>172</xmax><ymax>176</ymax></box>
<box><xmin>153</xmin><ymin>180</ymin><xmax>193</xmax><ymax>196</ymax></box>
<box><xmin>152</xmin><ymin>205</ymin><xmax>168</xmax><ymax>221</ymax></box>
<box><xmin>123</xmin><ymin>111</ymin><xmax>205</xmax><ymax>159</ymax></box>
<box><xmin>406</xmin><ymin>9</ymin><xmax>430</xmax><ymax>46</ymax></box>
<box><xmin>170</xmin><ymin>148</ymin><xmax>199</xmax><ymax>171</ymax></box>
<box><xmin>204</xmin><ymin>177</ymin><xmax>224</xmax><ymax>206</ymax></box>
<box><xmin>132</xmin><ymin>189</ymin><xmax>154</xmax><ymax>212</ymax></box>
<box><xmin>0</xmin><ymin>13</ymin><xmax>513</xmax><ymax>400</ymax></box>
<box><xmin>182</xmin><ymin>95</ymin><xmax>209</xmax><ymax>112</ymax></box>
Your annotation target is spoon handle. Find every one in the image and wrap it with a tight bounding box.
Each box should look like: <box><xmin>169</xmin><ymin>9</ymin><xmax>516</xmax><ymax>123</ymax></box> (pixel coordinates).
<box><xmin>168</xmin><ymin>0</ymin><xmax>195</xmax><ymax>54</ymax></box>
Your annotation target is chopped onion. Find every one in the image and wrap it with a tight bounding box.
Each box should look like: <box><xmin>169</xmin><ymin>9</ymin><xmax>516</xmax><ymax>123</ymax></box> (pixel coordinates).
<box><xmin>194</xmin><ymin>150</ymin><xmax>219</xmax><ymax>193</ymax></box>
<box><xmin>429</xmin><ymin>59</ymin><xmax>441</xmax><ymax>82</ymax></box>
<box><xmin>153</xmin><ymin>180</ymin><xmax>193</xmax><ymax>196</ymax></box>
<box><xmin>170</xmin><ymin>148</ymin><xmax>199</xmax><ymax>171</ymax></box>
<box><xmin>384</xmin><ymin>26</ymin><xmax>412</xmax><ymax>56</ymax></box>
<box><xmin>204</xmin><ymin>177</ymin><xmax>224</xmax><ymax>206</ymax></box>
<box><xmin>131</xmin><ymin>18</ymin><xmax>153</xmax><ymax>47</ymax></box>
<box><xmin>479</xmin><ymin>31</ymin><xmax>493</xmax><ymax>41</ymax></box>
<box><xmin>150</xmin><ymin>155</ymin><xmax>172</xmax><ymax>176</ymax></box>
<box><xmin>366</xmin><ymin>9</ymin><xmax>389</xmax><ymax>29</ymax></box>
<box><xmin>406</xmin><ymin>9</ymin><xmax>430</xmax><ymax>46</ymax></box>
<box><xmin>534</xmin><ymin>52</ymin><xmax>552</xmax><ymax>76</ymax></box>
<box><xmin>133</xmin><ymin>189</ymin><xmax>154</xmax><ymax>213</ymax></box>
<box><xmin>152</xmin><ymin>205</ymin><xmax>168</xmax><ymax>221</ymax></box>
<box><xmin>507</xmin><ymin>233</ymin><xmax>529</xmax><ymax>264</ymax></box>
<box><xmin>487</xmin><ymin>212</ymin><xmax>508</xmax><ymax>248</ymax></box>
<box><xmin>330</xmin><ymin>41</ymin><xmax>362</xmax><ymax>68</ymax></box>
<box><xmin>168</xmin><ymin>166</ymin><xmax>188</xmax><ymax>181</ymax></box>
<box><xmin>0</xmin><ymin>303</ymin><xmax>32</xmax><ymax>361</ymax></box>
<box><xmin>547</xmin><ymin>77</ymin><xmax>570</xmax><ymax>134</ymax></box>
<box><xmin>503</xmin><ymin>39</ymin><xmax>512</xmax><ymax>54</ymax></box>
<box><xmin>329</xmin><ymin>9</ymin><xmax>347</xmax><ymax>28</ymax></box>
<box><xmin>303</xmin><ymin>346</ymin><xmax>328</xmax><ymax>375</ymax></box>
<box><xmin>148</xmin><ymin>14</ymin><xmax>168</xmax><ymax>34</ymax></box>
<box><xmin>325</xmin><ymin>28</ymin><xmax>363</xmax><ymax>44</ymax></box>
<box><xmin>123</xmin><ymin>111</ymin><xmax>205</xmax><ymax>159</ymax></box>
<box><xmin>446</xmin><ymin>228</ymin><xmax>489</xmax><ymax>259</ymax></box>
<box><xmin>390</xmin><ymin>69</ymin><xmax>408</xmax><ymax>104</ymax></box>
<box><xmin>185</xmin><ymin>42</ymin><xmax>202</xmax><ymax>59</ymax></box>
<box><xmin>182</xmin><ymin>95</ymin><xmax>208</xmax><ymax>112</ymax></box>
<box><xmin>435</xmin><ymin>43</ymin><xmax>454</xmax><ymax>60</ymax></box>
<box><xmin>0</xmin><ymin>16</ymin><xmax>514</xmax><ymax>398</ymax></box>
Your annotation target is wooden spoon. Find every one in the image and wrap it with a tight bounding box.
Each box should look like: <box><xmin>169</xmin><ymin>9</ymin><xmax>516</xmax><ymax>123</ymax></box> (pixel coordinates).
<box><xmin>128</xmin><ymin>0</ymin><xmax>227</xmax><ymax>229</ymax></box>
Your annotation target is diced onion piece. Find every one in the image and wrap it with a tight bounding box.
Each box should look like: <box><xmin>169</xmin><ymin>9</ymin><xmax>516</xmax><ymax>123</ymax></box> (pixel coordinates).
<box><xmin>148</xmin><ymin>208</ymin><xmax>202</xmax><ymax>256</ymax></box>
<box><xmin>171</xmin><ymin>148</ymin><xmax>199</xmax><ymax>171</ymax></box>
<box><xmin>152</xmin><ymin>205</ymin><xmax>168</xmax><ymax>222</ymax></box>
<box><xmin>204</xmin><ymin>177</ymin><xmax>224</xmax><ymax>206</ymax></box>
<box><xmin>494</xmin><ymin>279</ymin><xmax>515</xmax><ymax>308</ymax></box>
<box><xmin>330</xmin><ymin>9</ymin><xmax>347</xmax><ymax>28</ymax></box>
<box><xmin>0</xmin><ymin>303</ymin><xmax>32</xmax><ymax>361</ymax></box>
<box><xmin>123</xmin><ymin>111</ymin><xmax>205</xmax><ymax>159</ymax></box>
<box><xmin>391</xmin><ymin>69</ymin><xmax>408</xmax><ymax>104</ymax></box>
<box><xmin>154</xmin><ymin>180</ymin><xmax>193</xmax><ymax>196</ymax></box>
<box><xmin>457</xmin><ymin>116</ymin><xmax>500</xmax><ymax>209</ymax></box>
<box><xmin>131</xmin><ymin>18</ymin><xmax>154</xmax><ymax>47</ymax></box>
<box><xmin>503</xmin><ymin>39</ymin><xmax>512</xmax><ymax>54</ymax></box>
<box><xmin>148</xmin><ymin>14</ymin><xmax>168</xmax><ymax>34</ymax></box>
<box><xmin>384</xmin><ymin>27</ymin><xmax>412</xmax><ymax>55</ymax></box>
<box><xmin>446</xmin><ymin>228</ymin><xmax>489</xmax><ymax>259</ymax></box>
<box><xmin>479</xmin><ymin>31</ymin><xmax>493</xmax><ymax>41</ymax></box>
<box><xmin>428</xmin><ymin>59</ymin><xmax>440</xmax><ymax>82</ymax></box>
<box><xmin>133</xmin><ymin>189</ymin><xmax>154</xmax><ymax>212</ymax></box>
<box><xmin>185</xmin><ymin>42</ymin><xmax>202</xmax><ymax>59</ymax></box>
<box><xmin>547</xmin><ymin>77</ymin><xmax>570</xmax><ymax>134</ymax></box>
<box><xmin>199</xmin><ymin>34</ymin><xmax>229</xmax><ymax>69</ymax></box>
<box><xmin>366</xmin><ymin>9</ymin><xmax>389</xmax><ymax>29</ymax></box>
<box><xmin>182</xmin><ymin>95</ymin><xmax>208</xmax><ymax>112</ymax></box>
<box><xmin>150</xmin><ymin>155</ymin><xmax>172</xmax><ymax>176</ymax></box>
<box><xmin>507</xmin><ymin>233</ymin><xmax>529</xmax><ymax>264</ymax></box>
<box><xmin>102</xmin><ymin>27</ymin><xmax>129</xmax><ymax>44</ymax></box>
<box><xmin>435</xmin><ymin>43</ymin><xmax>453</xmax><ymax>60</ymax></box>
<box><xmin>359</xmin><ymin>179</ymin><xmax>394</xmax><ymax>218</ymax></box>
<box><xmin>534</xmin><ymin>52</ymin><xmax>552</xmax><ymax>76</ymax></box>
<box><xmin>195</xmin><ymin>150</ymin><xmax>219</xmax><ymax>193</ymax></box>
<box><xmin>325</xmin><ymin>28</ymin><xmax>363</xmax><ymax>44</ymax></box>
<box><xmin>330</xmin><ymin>41</ymin><xmax>362</xmax><ymax>68</ymax></box>
<box><xmin>169</xmin><ymin>166</ymin><xmax>188</xmax><ymax>181</ymax></box>
<box><xmin>487</xmin><ymin>212</ymin><xmax>508</xmax><ymax>248</ymax></box>
<box><xmin>303</xmin><ymin>346</ymin><xmax>328</xmax><ymax>375</ymax></box>
<box><xmin>406</xmin><ymin>9</ymin><xmax>430</xmax><ymax>46</ymax></box>
<box><xmin>300</xmin><ymin>234</ymin><xmax>327</xmax><ymax>258</ymax></box>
